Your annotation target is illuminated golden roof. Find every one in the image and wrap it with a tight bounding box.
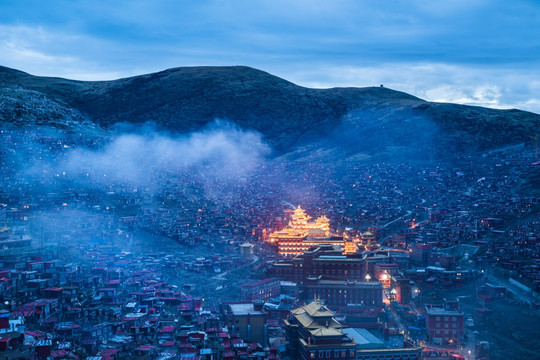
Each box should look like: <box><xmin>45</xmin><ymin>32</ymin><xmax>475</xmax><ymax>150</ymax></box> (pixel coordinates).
<box><xmin>342</xmin><ymin>241</ymin><xmax>357</xmax><ymax>254</ymax></box>
<box><xmin>270</xmin><ymin>206</ymin><xmax>332</xmax><ymax>241</ymax></box>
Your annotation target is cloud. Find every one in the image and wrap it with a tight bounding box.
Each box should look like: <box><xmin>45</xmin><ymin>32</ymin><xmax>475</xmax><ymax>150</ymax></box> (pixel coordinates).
<box><xmin>0</xmin><ymin>25</ymin><xmax>128</xmax><ymax>80</ymax></box>
<box><xmin>64</xmin><ymin>122</ymin><xmax>269</xmax><ymax>186</ymax></box>
<box><xmin>18</xmin><ymin>121</ymin><xmax>271</xmax><ymax>198</ymax></box>
<box><xmin>0</xmin><ymin>1</ymin><xmax>538</xmax><ymax>111</ymax></box>
<box><xmin>282</xmin><ymin>63</ymin><xmax>540</xmax><ymax>113</ymax></box>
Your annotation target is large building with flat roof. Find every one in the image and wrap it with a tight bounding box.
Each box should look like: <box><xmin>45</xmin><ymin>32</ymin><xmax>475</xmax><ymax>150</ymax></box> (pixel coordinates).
<box><xmin>240</xmin><ymin>278</ymin><xmax>281</xmax><ymax>301</ymax></box>
<box><xmin>305</xmin><ymin>278</ymin><xmax>383</xmax><ymax>308</ymax></box>
<box><xmin>272</xmin><ymin>245</ymin><xmax>366</xmax><ymax>283</ymax></box>
<box><xmin>223</xmin><ymin>301</ymin><xmax>266</xmax><ymax>345</ymax></box>
<box><xmin>342</xmin><ymin>327</ymin><xmax>423</xmax><ymax>360</ymax></box>
<box><xmin>425</xmin><ymin>299</ymin><xmax>464</xmax><ymax>345</ymax></box>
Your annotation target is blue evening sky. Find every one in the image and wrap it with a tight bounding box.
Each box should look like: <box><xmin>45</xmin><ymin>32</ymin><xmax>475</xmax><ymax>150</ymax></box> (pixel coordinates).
<box><xmin>0</xmin><ymin>0</ymin><xmax>539</xmax><ymax>113</ymax></box>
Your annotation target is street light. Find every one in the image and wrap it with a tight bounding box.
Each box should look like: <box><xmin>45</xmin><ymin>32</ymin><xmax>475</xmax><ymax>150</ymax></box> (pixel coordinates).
<box><xmin>365</xmin><ymin>274</ymin><xmax>371</xmax><ymax>282</ymax></box>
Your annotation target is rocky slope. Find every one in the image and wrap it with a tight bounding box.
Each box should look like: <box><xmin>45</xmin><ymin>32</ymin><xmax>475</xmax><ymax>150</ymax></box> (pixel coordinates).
<box><xmin>0</xmin><ymin>65</ymin><xmax>538</xmax><ymax>157</ymax></box>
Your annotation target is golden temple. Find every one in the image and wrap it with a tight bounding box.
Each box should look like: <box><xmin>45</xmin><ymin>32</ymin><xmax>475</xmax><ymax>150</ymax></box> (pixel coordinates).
<box><xmin>269</xmin><ymin>206</ymin><xmax>356</xmax><ymax>256</ymax></box>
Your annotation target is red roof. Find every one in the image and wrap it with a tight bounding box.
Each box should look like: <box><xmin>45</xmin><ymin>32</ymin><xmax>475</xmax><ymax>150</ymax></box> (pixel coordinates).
<box><xmin>160</xmin><ymin>326</ymin><xmax>175</xmax><ymax>333</ymax></box>
<box><xmin>135</xmin><ymin>345</ymin><xmax>156</xmax><ymax>351</ymax></box>
<box><xmin>25</xmin><ymin>331</ymin><xmax>46</xmax><ymax>339</ymax></box>
<box><xmin>51</xmin><ymin>350</ymin><xmax>68</xmax><ymax>358</ymax></box>
<box><xmin>98</xmin><ymin>348</ymin><xmax>121</xmax><ymax>355</ymax></box>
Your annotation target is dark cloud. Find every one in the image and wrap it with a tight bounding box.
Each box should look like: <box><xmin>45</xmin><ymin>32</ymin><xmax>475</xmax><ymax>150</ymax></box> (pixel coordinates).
<box><xmin>0</xmin><ymin>0</ymin><xmax>538</xmax><ymax>112</ymax></box>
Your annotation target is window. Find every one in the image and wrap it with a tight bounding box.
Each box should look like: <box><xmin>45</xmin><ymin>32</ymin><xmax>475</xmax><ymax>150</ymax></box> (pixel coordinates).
<box><xmin>310</xmin><ymin>352</ymin><xmax>315</xmax><ymax>359</ymax></box>
<box><xmin>326</xmin><ymin>350</ymin><xmax>331</xmax><ymax>358</ymax></box>
<box><xmin>350</xmin><ymin>350</ymin><xmax>355</xmax><ymax>358</ymax></box>
<box><xmin>334</xmin><ymin>350</ymin><xmax>340</xmax><ymax>357</ymax></box>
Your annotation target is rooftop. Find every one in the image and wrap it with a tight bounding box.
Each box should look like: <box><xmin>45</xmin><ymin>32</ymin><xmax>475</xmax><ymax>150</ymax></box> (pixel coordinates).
<box><xmin>425</xmin><ymin>307</ymin><xmax>462</xmax><ymax>316</ymax></box>
<box><xmin>342</xmin><ymin>328</ymin><xmax>383</xmax><ymax>349</ymax></box>
<box><xmin>229</xmin><ymin>303</ymin><xmax>263</xmax><ymax>316</ymax></box>
<box><xmin>343</xmin><ymin>328</ymin><xmax>407</xmax><ymax>350</ymax></box>
<box><xmin>317</xmin><ymin>280</ymin><xmax>382</xmax><ymax>287</ymax></box>
<box><xmin>291</xmin><ymin>301</ymin><xmax>335</xmax><ymax>318</ymax></box>
<box><xmin>308</xmin><ymin>326</ymin><xmax>344</xmax><ymax>337</ymax></box>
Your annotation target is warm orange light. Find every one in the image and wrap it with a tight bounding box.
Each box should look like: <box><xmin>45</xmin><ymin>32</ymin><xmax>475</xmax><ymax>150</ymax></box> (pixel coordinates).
<box><xmin>269</xmin><ymin>206</ymin><xmax>338</xmax><ymax>256</ymax></box>
<box><xmin>342</xmin><ymin>241</ymin><xmax>357</xmax><ymax>255</ymax></box>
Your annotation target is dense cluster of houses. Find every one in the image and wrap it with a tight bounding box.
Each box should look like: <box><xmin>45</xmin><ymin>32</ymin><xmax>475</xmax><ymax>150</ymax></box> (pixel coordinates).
<box><xmin>0</xmin><ymin>241</ymin><xmax>283</xmax><ymax>359</ymax></box>
<box><xmin>0</xmin><ymin>127</ymin><xmax>538</xmax><ymax>360</ymax></box>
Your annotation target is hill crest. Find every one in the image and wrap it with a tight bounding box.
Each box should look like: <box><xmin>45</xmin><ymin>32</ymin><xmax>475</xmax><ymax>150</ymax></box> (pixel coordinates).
<box><xmin>0</xmin><ymin>65</ymin><xmax>538</xmax><ymax>157</ymax></box>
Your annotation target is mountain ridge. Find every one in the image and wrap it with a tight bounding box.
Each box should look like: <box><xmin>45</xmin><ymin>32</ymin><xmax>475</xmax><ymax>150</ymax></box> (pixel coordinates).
<box><xmin>0</xmin><ymin>65</ymin><xmax>538</xmax><ymax>157</ymax></box>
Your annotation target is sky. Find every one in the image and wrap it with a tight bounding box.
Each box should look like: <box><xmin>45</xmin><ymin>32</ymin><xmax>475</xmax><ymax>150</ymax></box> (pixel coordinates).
<box><xmin>0</xmin><ymin>0</ymin><xmax>539</xmax><ymax>113</ymax></box>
